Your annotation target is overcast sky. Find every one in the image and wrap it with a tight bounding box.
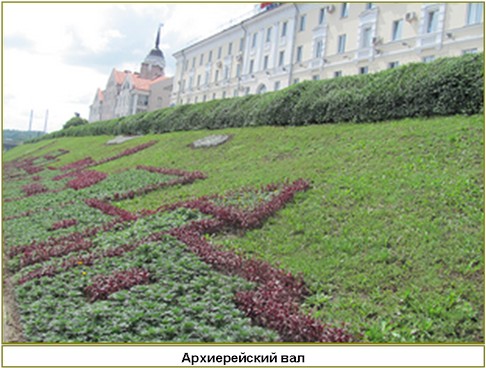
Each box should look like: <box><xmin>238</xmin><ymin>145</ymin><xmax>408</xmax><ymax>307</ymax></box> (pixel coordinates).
<box><xmin>3</xmin><ymin>3</ymin><xmax>257</xmax><ymax>132</ymax></box>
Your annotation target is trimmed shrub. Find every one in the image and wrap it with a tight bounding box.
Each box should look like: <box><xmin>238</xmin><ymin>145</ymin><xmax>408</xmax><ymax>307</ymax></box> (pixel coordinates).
<box><xmin>33</xmin><ymin>53</ymin><xmax>483</xmax><ymax>141</ymax></box>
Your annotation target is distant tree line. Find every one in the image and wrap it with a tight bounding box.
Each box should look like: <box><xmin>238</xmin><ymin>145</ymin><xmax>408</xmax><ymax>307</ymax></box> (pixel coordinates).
<box><xmin>4</xmin><ymin>129</ymin><xmax>45</xmax><ymax>145</ymax></box>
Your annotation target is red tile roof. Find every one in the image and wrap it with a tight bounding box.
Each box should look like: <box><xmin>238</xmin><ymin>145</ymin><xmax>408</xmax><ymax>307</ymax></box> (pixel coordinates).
<box><xmin>113</xmin><ymin>69</ymin><xmax>131</xmax><ymax>85</ymax></box>
<box><xmin>131</xmin><ymin>74</ymin><xmax>168</xmax><ymax>91</ymax></box>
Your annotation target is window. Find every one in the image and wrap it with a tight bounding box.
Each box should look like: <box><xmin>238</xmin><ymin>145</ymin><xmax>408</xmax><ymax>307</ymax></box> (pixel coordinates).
<box><xmin>214</xmin><ymin>70</ymin><xmax>219</xmax><ymax>82</ymax></box>
<box><xmin>388</xmin><ymin>61</ymin><xmax>399</xmax><ymax>69</ymax></box>
<box><xmin>252</xmin><ymin>33</ymin><xmax>258</xmax><ymax>48</ymax></box>
<box><xmin>195</xmin><ymin>96</ymin><xmax>198</xmax><ymax>103</ymax></box>
<box><xmin>208</xmin><ymin>51</ymin><xmax>213</xmax><ymax>63</ymax></box>
<box><xmin>239</xmin><ymin>37</ymin><xmax>245</xmax><ymax>51</ymax></box>
<box><xmin>426</xmin><ymin>9</ymin><xmax>439</xmax><ymax>33</ymax></box>
<box><xmin>233</xmin><ymin>89</ymin><xmax>238</xmax><ymax>97</ymax></box>
<box><xmin>212</xmin><ymin>93</ymin><xmax>216</xmax><ymax>100</ymax></box>
<box><xmin>293</xmin><ymin>78</ymin><xmax>300</xmax><ymax>85</ymax></box>
<box><xmin>315</xmin><ymin>40</ymin><xmax>323</xmax><ymax>58</ymax></box>
<box><xmin>222</xmin><ymin>91</ymin><xmax>226</xmax><ymax>99</ymax></box>
<box><xmin>422</xmin><ymin>55</ymin><xmax>435</xmax><ymax>63</ymax></box>
<box><xmin>281</xmin><ymin>21</ymin><xmax>288</xmax><ymax>37</ymax></box>
<box><xmin>463</xmin><ymin>48</ymin><xmax>478</xmax><ymax>54</ymax></box>
<box><xmin>236</xmin><ymin>63</ymin><xmax>242</xmax><ymax>77</ymax></box>
<box><xmin>359</xmin><ymin>66</ymin><xmax>369</xmax><ymax>75</ymax></box>
<box><xmin>467</xmin><ymin>3</ymin><xmax>483</xmax><ymax>25</ymax></box>
<box><xmin>274</xmin><ymin>81</ymin><xmax>281</xmax><ymax>91</ymax></box>
<box><xmin>249</xmin><ymin>59</ymin><xmax>254</xmax><ymax>74</ymax></box>
<box><xmin>319</xmin><ymin>8</ymin><xmax>326</xmax><ymax>25</ymax></box>
<box><xmin>184</xmin><ymin>60</ymin><xmax>189</xmax><ymax>71</ymax></box>
<box><xmin>263</xmin><ymin>55</ymin><xmax>269</xmax><ymax>70</ymax></box>
<box><xmin>139</xmin><ymin>95</ymin><xmax>149</xmax><ymax>106</ymax></box>
<box><xmin>244</xmin><ymin>87</ymin><xmax>250</xmax><ymax>96</ymax></box>
<box><xmin>192</xmin><ymin>58</ymin><xmax>196</xmax><ymax>68</ymax></box>
<box><xmin>189</xmin><ymin>76</ymin><xmax>194</xmax><ymax>89</ymax></box>
<box><xmin>361</xmin><ymin>27</ymin><xmax>372</xmax><ymax>48</ymax></box>
<box><xmin>334</xmin><ymin>70</ymin><xmax>342</xmax><ymax>78</ymax></box>
<box><xmin>205</xmin><ymin>71</ymin><xmax>210</xmax><ymax>85</ymax></box>
<box><xmin>337</xmin><ymin>34</ymin><xmax>346</xmax><ymax>54</ymax></box>
<box><xmin>218</xmin><ymin>47</ymin><xmax>222</xmax><ymax>59</ymax></box>
<box><xmin>312</xmin><ymin>75</ymin><xmax>320</xmax><ymax>81</ymax></box>
<box><xmin>224</xmin><ymin>66</ymin><xmax>230</xmax><ymax>80</ymax></box>
<box><xmin>199</xmin><ymin>54</ymin><xmax>204</xmax><ymax>66</ymax></box>
<box><xmin>266</xmin><ymin>27</ymin><xmax>272</xmax><ymax>42</ymax></box>
<box><xmin>203</xmin><ymin>95</ymin><xmax>207</xmax><ymax>102</ymax></box>
<box><xmin>365</xmin><ymin>3</ymin><xmax>375</xmax><ymax>10</ymax></box>
<box><xmin>278</xmin><ymin>51</ymin><xmax>285</xmax><ymax>67</ymax></box>
<box><xmin>299</xmin><ymin>14</ymin><xmax>307</xmax><ymax>32</ymax></box>
<box><xmin>392</xmin><ymin>19</ymin><xmax>403</xmax><ymax>41</ymax></box>
<box><xmin>228</xmin><ymin>42</ymin><xmax>233</xmax><ymax>55</ymax></box>
<box><xmin>196</xmin><ymin>75</ymin><xmax>201</xmax><ymax>87</ymax></box>
<box><xmin>296</xmin><ymin>46</ymin><xmax>303</xmax><ymax>63</ymax></box>
<box><xmin>341</xmin><ymin>3</ymin><xmax>349</xmax><ymax>18</ymax></box>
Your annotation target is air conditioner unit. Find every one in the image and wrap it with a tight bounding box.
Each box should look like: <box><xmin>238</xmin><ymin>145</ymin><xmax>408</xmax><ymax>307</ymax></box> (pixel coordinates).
<box><xmin>372</xmin><ymin>37</ymin><xmax>382</xmax><ymax>46</ymax></box>
<box><xmin>326</xmin><ymin>5</ymin><xmax>335</xmax><ymax>13</ymax></box>
<box><xmin>405</xmin><ymin>12</ymin><xmax>416</xmax><ymax>22</ymax></box>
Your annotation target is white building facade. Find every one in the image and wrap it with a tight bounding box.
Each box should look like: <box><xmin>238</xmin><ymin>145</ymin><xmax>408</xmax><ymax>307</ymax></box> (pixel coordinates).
<box><xmin>171</xmin><ymin>2</ymin><xmax>484</xmax><ymax>105</ymax></box>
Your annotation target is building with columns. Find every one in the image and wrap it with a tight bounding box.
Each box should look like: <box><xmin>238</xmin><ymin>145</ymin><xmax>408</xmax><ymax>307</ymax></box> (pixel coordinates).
<box><xmin>89</xmin><ymin>26</ymin><xmax>173</xmax><ymax>122</ymax></box>
<box><xmin>171</xmin><ymin>2</ymin><xmax>483</xmax><ymax>106</ymax></box>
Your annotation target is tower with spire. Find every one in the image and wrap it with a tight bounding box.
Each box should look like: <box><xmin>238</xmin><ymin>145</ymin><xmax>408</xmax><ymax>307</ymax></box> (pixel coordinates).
<box><xmin>140</xmin><ymin>24</ymin><xmax>166</xmax><ymax>79</ymax></box>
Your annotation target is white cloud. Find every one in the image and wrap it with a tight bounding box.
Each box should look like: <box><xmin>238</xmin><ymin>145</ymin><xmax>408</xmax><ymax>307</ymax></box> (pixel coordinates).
<box><xmin>3</xmin><ymin>3</ymin><xmax>257</xmax><ymax>132</ymax></box>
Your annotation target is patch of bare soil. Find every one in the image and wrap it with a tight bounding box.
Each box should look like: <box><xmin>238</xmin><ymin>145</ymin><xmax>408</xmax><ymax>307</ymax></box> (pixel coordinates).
<box><xmin>3</xmin><ymin>270</ymin><xmax>25</xmax><ymax>342</ymax></box>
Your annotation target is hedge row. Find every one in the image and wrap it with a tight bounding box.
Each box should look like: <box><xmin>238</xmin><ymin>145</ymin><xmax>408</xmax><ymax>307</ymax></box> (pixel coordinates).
<box><xmin>36</xmin><ymin>53</ymin><xmax>483</xmax><ymax>140</ymax></box>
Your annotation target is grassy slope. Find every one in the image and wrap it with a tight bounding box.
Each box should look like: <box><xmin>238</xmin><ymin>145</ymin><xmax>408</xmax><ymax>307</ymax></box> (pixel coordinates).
<box><xmin>4</xmin><ymin>114</ymin><xmax>484</xmax><ymax>342</ymax></box>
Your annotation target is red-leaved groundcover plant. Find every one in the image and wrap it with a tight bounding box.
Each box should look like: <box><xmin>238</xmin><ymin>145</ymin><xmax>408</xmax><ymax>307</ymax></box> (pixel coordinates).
<box><xmin>67</xmin><ymin>170</ymin><xmax>108</xmax><ymax>190</ymax></box>
<box><xmin>84</xmin><ymin>268</ymin><xmax>151</xmax><ymax>302</ymax></box>
<box><xmin>59</xmin><ymin>157</ymin><xmax>96</xmax><ymax>172</ymax></box>
<box><xmin>84</xmin><ymin>198</ymin><xmax>138</xmax><ymax>221</ymax></box>
<box><xmin>49</xmin><ymin>219</ymin><xmax>78</xmax><ymax>231</ymax></box>
<box><xmin>22</xmin><ymin>183</ymin><xmax>48</xmax><ymax>197</ymax></box>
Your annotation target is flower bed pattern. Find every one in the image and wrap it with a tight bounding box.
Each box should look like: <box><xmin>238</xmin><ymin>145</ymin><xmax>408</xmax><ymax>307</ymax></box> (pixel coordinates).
<box><xmin>4</xmin><ymin>147</ymin><xmax>353</xmax><ymax>343</ymax></box>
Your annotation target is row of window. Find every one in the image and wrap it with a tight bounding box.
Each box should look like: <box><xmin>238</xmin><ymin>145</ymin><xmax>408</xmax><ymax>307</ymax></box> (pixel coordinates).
<box><xmin>184</xmin><ymin>39</ymin><xmax>245</xmax><ymax>71</ymax></box>
<box><xmin>180</xmin><ymin>47</ymin><xmax>479</xmax><ymax>104</ymax></box>
<box><xmin>182</xmin><ymin>3</ymin><xmax>360</xmax><ymax>72</ymax></box>
<box><xmin>181</xmin><ymin>45</ymin><xmax>479</xmax><ymax>97</ymax></box>
<box><xmin>182</xmin><ymin>42</ymin><xmax>479</xmax><ymax>92</ymax></box>
<box><xmin>183</xmin><ymin>3</ymin><xmax>482</xmax><ymax>75</ymax></box>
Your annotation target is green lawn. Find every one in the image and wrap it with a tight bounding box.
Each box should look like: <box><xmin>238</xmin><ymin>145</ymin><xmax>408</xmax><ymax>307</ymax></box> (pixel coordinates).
<box><xmin>4</xmin><ymin>114</ymin><xmax>484</xmax><ymax>342</ymax></box>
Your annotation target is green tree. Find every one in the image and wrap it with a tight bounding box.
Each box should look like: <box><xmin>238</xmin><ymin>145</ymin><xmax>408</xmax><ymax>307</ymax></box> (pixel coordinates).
<box><xmin>63</xmin><ymin>114</ymin><xmax>88</xmax><ymax>129</ymax></box>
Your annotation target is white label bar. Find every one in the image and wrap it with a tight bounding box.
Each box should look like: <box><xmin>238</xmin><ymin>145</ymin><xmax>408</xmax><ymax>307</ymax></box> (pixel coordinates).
<box><xmin>2</xmin><ymin>345</ymin><xmax>485</xmax><ymax>367</ymax></box>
